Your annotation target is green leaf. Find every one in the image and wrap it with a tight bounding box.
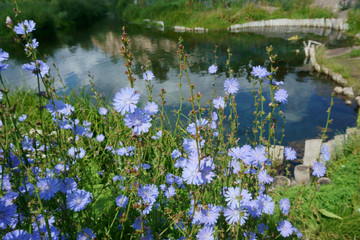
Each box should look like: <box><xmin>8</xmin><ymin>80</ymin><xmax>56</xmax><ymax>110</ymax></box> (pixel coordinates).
<box><xmin>318</xmin><ymin>208</ymin><xmax>343</xmax><ymax>220</ymax></box>
<box><xmin>92</xmin><ymin>188</ymin><xmax>114</xmax><ymax>220</ymax></box>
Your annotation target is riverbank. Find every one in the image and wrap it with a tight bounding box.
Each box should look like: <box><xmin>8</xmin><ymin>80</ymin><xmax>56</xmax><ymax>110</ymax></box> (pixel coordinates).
<box><xmin>119</xmin><ymin>1</ymin><xmax>336</xmax><ymax>31</ymax></box>
<box><xmin>118</xmin><ymin>1</ymin><xmax>360</xmax><ymax>35</ymax></box>
<box><xmin>313</xmin><ymin>44</ymin><xmax>360</xmax><ymax>95</ymax></box>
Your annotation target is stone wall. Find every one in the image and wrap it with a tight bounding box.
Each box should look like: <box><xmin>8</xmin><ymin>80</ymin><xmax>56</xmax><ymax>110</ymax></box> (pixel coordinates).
<box><xmin>230</xmin><ymin>18</ymin><xmax>348</xmax><ymax>32</ymax></box>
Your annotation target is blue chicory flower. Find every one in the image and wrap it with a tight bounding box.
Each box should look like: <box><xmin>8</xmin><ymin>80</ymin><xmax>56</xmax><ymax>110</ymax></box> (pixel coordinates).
<box><xmin>116</xmin><ymin>195</ymin><xmax>129</xmax><ymax>208</ymax></box>
<box><xmin>67</xmin><ymin>189</ymin><xmax>93</xmax><ymax>212</ymax></box>
<box><xmin>213</xmin><ymin>96</ymin><xmax>225</xmax><ymax>109</ymax></box>
<box><xmin>196</xmin><ymin>226</ymin><xmax>215</xmax><ymax>240</ymax></box>
<box><xmin>284</xmin><ymin>147</ymin><xmax>297</xmax><ymax>160</ymax></box>
<box><xmin>37</xmin><ymin>178</ymin><xmax>60</xmax><ymax>200</ymax></box>
<box><xmin>144</xmin><ymin>101</ymin><xmax>158</xmax><ymax>115</ymax></box>
<box><xmin>258</xmin><ymin>169</ymin><xmax>274</xmax><ymax>184</ymax></box>
<box><xmin>96</xmin><ymin>134</ymin><xmax>105</xmax><ymax>142</ymax></box>
<box><xmin>208</xmin><ymin>64</ymin><xmax>218</xmax><ymax>74</ymax></box>
<box><xmin>143</xmin><ymin>70</ymin><xmax>154</xmax><ymax>81</ymax></box>
<box><xmin>312</xmin><ymin>161</ymin><xmax>326</xmax><ymax>177</ymax></box>
<box><xmin>98</xmin><ymin>107</ymin><xmax>108</xmax><ymax>115</ymax></box>
<box><xmin>77</xmin><ymin>228</ymin><xmax>96</xmax><ymax>240</ymax></box>
<box><xmin>321</xmin><ymin>145</ymin><xmax>331</xmax><ymax>161</ymax></box>
<box><xmin>274</xmin><ymin>89</ymin><xmax>288</xmax><ymax>103</ymax></box>
<box><xmin>279</xmin><ymin>198</ymin><xmax>291</xmax><ymax>215</ymax></box>
<box><xmin>277</xmin><ymin>220</ymin><xmax>294</xmax><ymax>237</ymax></box>
<box><xmin>224</xmin><ymin>78</ymin><xmax>239</xmax><ymax>94</ymax></box>
<box><xmin>124</xmin><ymin>108</ymin><xmax>152</xmax><ymax>135</ymax></box>
<box><xmin>3</xmin><ymin>230</ymin><xmax>32</xmax><ymax>240</ymax></box>
<box><xmin>251</xmin><ymin>66</ymin><xmax>270</xmax><ymax>78</ymax></box>
<box><xmin>113</xmin><ymin>87</ymin><xmax>140</xmax><ymax>115</ymax></box>
<box><xmin>138</xmin><ymin>184</ymin><xmax>159</xmax><ymax>205</ymax></box>
<box><xmin>0</xmin><ymin>201</ymin><xmax>17</xmax><ymax>229</ymax></box>
<box><xmin>22</xmin><ymin>60</ymin><xmax>49</xmax><ymax>78</ymax></box>
<box><xmin>14</xmin><ymin>20</ymin><xmax>36</xmax><ymax>35</ymax></box>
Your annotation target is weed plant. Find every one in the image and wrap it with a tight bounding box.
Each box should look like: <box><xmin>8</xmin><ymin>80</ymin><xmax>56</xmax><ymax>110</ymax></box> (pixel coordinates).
<box><xmin>0</xmin><ymin>14</ymin><xmax>342</xmax><ymax>240</ymax></box>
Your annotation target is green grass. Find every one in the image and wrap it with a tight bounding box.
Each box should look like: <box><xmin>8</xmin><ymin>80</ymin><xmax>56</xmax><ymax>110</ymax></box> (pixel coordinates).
<box><xmin>273</xmin><ymin>134</ymin><xmax>360</xmax><ymax>239</ymax></box>
<box><xmin>350</xmin><ymin>48</ymin><xmax>360</xmax><ymax>57</ymax></box>
<box><xmin>316</xmin><ymin>45</ymin><xmax>360</xmax><ymax>91</ymax></box>
<box><xmin>347</xmin><ymin>8</ymin><xmax>360</xmax><ymax>34</ymax></box>
<box><xmin>119</xmin><ymin>1</ymin><xmax>335</xmax><ymax>30</ymax></box>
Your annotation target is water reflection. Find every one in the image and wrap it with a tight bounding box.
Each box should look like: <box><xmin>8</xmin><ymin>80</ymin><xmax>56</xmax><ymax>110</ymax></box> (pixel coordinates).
<box><xmin>0</xmin><ymin>17</ymin><xmax>357</xmax><ymax>148</ymax></box>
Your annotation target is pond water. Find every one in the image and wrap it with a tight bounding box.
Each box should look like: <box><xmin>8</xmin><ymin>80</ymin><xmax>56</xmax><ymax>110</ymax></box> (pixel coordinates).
<box><xmin>0</xmin><ymin>17</ymin><xmax>357</xmax><ymax>155</ymax></box>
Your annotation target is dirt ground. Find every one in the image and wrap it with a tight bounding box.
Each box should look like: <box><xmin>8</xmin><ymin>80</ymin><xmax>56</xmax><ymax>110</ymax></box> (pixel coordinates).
<box><xmin>325</xmin><ymin>46</ymin><xmax>360</xmax><ymax>58</ymax></box>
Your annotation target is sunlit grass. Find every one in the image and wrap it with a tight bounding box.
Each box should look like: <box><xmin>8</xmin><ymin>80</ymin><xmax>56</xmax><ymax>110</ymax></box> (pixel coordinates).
<box><xmin>316</xmin><ymin>45</ymin><xmax>360</xmax><ymax>91</ymax></box>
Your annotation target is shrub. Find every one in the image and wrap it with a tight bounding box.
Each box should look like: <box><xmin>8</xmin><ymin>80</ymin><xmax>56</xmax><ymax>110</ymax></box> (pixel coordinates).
<box><xmin>348</xmin><ymin>8</ymin><xmax>360</xmax><ymax>34</ymax></box>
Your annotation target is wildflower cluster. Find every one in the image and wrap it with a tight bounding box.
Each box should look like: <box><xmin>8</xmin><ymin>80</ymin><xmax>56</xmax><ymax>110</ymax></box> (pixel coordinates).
<box><xmin>0</xmin><ymin>19</ymin><xmax>333</xmax><ymax>239</ymax></box>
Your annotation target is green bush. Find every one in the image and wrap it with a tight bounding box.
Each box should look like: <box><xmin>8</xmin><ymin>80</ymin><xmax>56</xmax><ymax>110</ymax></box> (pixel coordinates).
<box><xmin>55</xmin><ymin>0</ymin><xmax>107</xmax><ymax>28</ymax></box>
<box><xmin>0</xmin><ymin>0</ymin><xmax>108</xmax><ymax>36</ymax></box>
<box><xmin>348</xmin><ymin>8</ymin><xmax>360</xmax><ymax>34</ymax></box>
<box><xmin>0</xmin><ymin>1</ymin><xmax>56</xmax><ymax>36</ymax></box>
<box><xmin>350</xmin><ymin>48</ymin><xmax>360</xmax><ymax>57</ymax></box>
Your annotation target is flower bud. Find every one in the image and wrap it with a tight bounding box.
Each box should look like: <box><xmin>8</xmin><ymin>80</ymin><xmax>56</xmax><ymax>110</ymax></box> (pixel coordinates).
<box><xmin>6</xmin><ymin>16</ymin><xmax>12</xmax><ymax>26</ymax></box>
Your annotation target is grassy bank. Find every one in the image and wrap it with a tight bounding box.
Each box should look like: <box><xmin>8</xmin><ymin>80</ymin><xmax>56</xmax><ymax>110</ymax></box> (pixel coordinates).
<box><xmin>118</xmin><ymin>0</ymin><xmax>335</xmax><ymax>30</ymax></box>
<box><xmin>316</xmin><ymin>45</ymin><xmax>360</xmax><ymax>91</ymax></box>
<box><xmin>273</xmin><ymin>133</ymin><xmax>360</xmax><ymax>239</ymax></box>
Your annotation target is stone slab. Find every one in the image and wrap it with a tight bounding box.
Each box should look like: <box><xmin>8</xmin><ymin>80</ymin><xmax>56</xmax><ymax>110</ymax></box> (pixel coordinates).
<box><xmin>346</xmin><ymin>127</ymin><xmax>360</xmax><ymax>137</ymax></box>
<box><xmin>317</xmin><ymin>177</ymin><xmax>332</xmax><ymax>185</ymax></box>
<box><xmin>334</xmin><ymin>86</ymin><xmax>343</xmax><ymax>94</ymax></box>
<box><xmin>334</xmin><ymin>134</ymin><xmax>346</xmax><ymax>147</ymax></box>
<box><xmin>294</xmin><ymin>164</ymin><xmax>310</xmax><ymax>185</ymax></box>
<box><xmin>343</xmin><ymin>87</ymin><xmax>355</xmax><ymax>98</ymax></box>
<box><xmin>268</xmin><ymin>145</ymin><xmax>284</xmax><ymax>167</ymax></box>
<box><xmin>303</xmin><ymin>139</ymin><xmax>322</xmax><ymax>167</ymax></box>
<box><xmin>271</xmin><ymin>176</ymin><xmax>290</xmax><ymax>189</ymax></box>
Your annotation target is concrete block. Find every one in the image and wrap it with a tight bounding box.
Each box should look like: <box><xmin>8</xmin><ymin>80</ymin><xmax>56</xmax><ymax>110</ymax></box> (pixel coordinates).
<box><xmin>333</xmin><ymin>86</ymin><xmax>343</xmax><ymax>94</ymax></box>
<box><xmin>194</xmin><ymin>27</ymin><xmax>205</xmax><ymax>32</ymax></box>
<box><xmin>334</xmin><ymin>134</ymin><xmax>346</xmax><ymax>147</ymax></box>
<box><xmin>356</xmin><ymin>96</ymin><xmax>360</xmax><ymax>106</ymax></box>
<box><xmin>343</xmin><ymin>87</ymin><xmax>355</xmax><ymax>98</ymax></box>
<box><xmin>323</xmin><ymin>139</ymin><xmax>335</xmax><ymax>154</ymax></box>
<box><xmin>271</xmin><ymin>176</ymin><xmax>290</xmax><ymax>189</ymax></box>
<box><xmin>346</xmin><ymin>127</ymin><xmax>360</xmax><ymax>137</ymax></box>
<box><xmin>268</xmin><ymin>145</ymin><xmax>284</xmax><ymax>167</ymax></box>
<box><xmin>322</xmin><ymin>66</ymin><xmax>329</xmax><ymax>75</ymax></box>
<box><xmin>345</xmin><ymin>99</ymin><xmax>352</xmax><ymax>105</ymax></box>
<box><xmin>317</xmin><ymin>177</ymin><xmax>332</xmax><ymax>185</ymax></box>
<box><xmin>294</xmin><ymin>165</ymin><xmax>310</xmax><ymax>185</ymax></box>
<box><xmin>303</xmin><ymin>139</ymin><xmax>322</xmax><ymax>167</ymax></box>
